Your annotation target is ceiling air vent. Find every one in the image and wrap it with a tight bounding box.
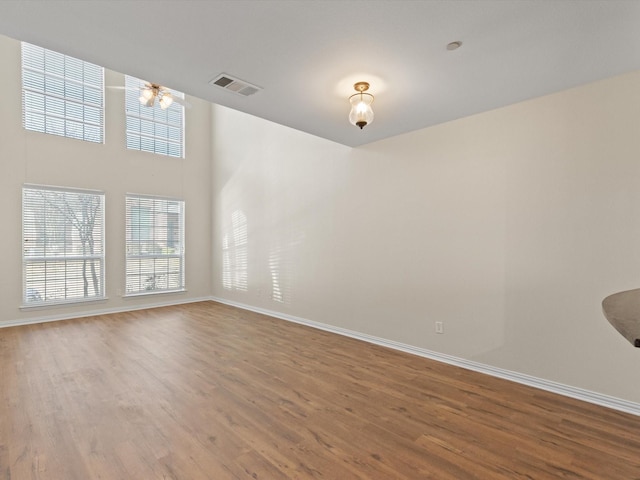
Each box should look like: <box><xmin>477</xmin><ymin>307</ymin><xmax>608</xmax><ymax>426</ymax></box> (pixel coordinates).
<box><xmin>209</xmin><ymin>74</ymin><xmax>262</xmax><ymax>97</ymax></box>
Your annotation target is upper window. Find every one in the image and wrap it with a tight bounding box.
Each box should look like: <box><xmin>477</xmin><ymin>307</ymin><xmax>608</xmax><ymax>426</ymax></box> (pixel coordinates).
<box><xmin>22</xmin><ymin>185</ymin><xmax>105</xmax><ymax>306</ymax></box>
<box><xmin>21</xmin><ymin>42</ymin><xmax>104</xmax><ymax>143</ymax></box>
<box><xmin>125</xmin><ymin>195</ymin><xmax>185</xmax><ymax>295</ymax></box>
<box><xmin>125</xmin><ymin>75</ymin><xmax>185</xmax><ymax>158</ymax></box>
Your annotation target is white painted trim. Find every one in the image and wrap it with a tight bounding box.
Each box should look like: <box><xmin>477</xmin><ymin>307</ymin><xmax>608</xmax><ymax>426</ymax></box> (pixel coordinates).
<box><xmin>211</xmin><ymin>296</ymin><xmax>640</xmax><ymax>417</ymax></box>
<box><xmin>0</xmin><ymin>296</ymin><xmax>211</xmax><ymax>329</ymax></box>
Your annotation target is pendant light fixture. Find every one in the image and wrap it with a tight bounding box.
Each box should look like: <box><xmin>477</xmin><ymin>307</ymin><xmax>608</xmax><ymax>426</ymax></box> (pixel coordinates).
<box><xmin>349</xmin><ymin>82</ymin><xmax>374</xmax><ymax>129</ymax></box>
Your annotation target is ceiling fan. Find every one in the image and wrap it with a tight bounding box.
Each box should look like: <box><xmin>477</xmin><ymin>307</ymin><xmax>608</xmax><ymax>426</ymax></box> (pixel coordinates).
<box><xmin>139</xmin><ymin>82</ymin><xmax>178</xmax><ymax>109</ymax></box>
<box><xmin>109</xmin><ymin>80</ymin><xmax>190</xmax><ymax>109</ymax></box>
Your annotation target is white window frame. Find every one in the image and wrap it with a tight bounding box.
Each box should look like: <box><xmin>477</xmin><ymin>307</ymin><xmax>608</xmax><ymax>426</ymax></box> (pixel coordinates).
<box><xmin>22</xmin><ymin>184</ymin><xmax>105</xmax><ymax>307</ymax></box>
<box><xmin>21</xmin><ymin>42</ymin><xmax>104</xmax><ymax>143</ymax></box>
<box><xmin>125</xmin><ymin>194</ymin><xmax>185</xmax><ymax>296</ymax></box>
<box><xmin>124</xmin><ymin>75</ymin><xmax>185</xmax><ymax>158</ymax></box>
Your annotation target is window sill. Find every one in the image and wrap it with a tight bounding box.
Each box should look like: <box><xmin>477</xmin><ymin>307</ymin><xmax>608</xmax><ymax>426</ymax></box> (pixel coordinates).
<box><xmin>123</xmin><ymin>289</ymin><xmax>187</xmax><ymax>299</ymax></box>
<box><xmin>20</xmin><ymin>297</ymin><xmax>108</xmax><ymax>310</ymax></box>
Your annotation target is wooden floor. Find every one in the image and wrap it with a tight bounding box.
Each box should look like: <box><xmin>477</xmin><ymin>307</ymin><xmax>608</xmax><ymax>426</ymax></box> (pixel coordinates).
<box><xmin>1</xmin><ymin>302</ymin><xmax>640</xmax><ymax>479</ymax></box>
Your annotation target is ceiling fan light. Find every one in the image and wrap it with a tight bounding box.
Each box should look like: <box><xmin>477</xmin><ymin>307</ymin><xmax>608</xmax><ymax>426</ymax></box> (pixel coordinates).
<box><xmin>141</xmin><ymin>88</ymin><xmax>154</xmax><ymax>100</ymax></box>
<box><xmin>139</xmin><ymin>95</ymin><xmax>155</xmax><ymax>107</ymax></box>
<box><xmin>159</xmin><ymin>92</ymin><xmax>173</xmax><ymax>110</ymax></box>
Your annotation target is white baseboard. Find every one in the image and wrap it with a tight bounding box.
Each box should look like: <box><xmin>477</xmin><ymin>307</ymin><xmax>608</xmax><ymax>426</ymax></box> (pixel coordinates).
<box><xmin>211</xmin><ymin>296</ymin><xmax>640</xmax><ymax>417</ymax></box>
<box><xmin>0</xmin><ymin>296</ymin><xmax>212</xmax><ymax>329</ymax></box>
<box><xmin>6</xmin><ymin>294</ymin><xmax>639</xmax><ymax>417</ymax></box>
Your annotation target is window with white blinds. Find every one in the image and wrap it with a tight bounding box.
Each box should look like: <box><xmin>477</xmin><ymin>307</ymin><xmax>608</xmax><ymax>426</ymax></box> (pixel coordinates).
<box><xmin>22</xmin><ymin>185</ymin><xmax>105</xmax><ymax>306</ymax></box>
<box><xmin>125</xmin><ymin>75</ymin><xmax>185</xmax><ymax>158</ymax></box>
<box><xmin>22</xmin><ymin>42</ymin><xmax>104</xmax><ymax>143</ymax></box>
<box><xmin>125</xmin><ymin>195</ymin><xmax>185</xmax><ymax>295</ymax></box>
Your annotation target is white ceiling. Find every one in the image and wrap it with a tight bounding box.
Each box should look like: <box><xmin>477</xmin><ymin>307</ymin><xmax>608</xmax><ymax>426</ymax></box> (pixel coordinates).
<box><xmin>1</xmin><ymin>1</ymin><xmax>639</xmax><ymax>147</ymax></box>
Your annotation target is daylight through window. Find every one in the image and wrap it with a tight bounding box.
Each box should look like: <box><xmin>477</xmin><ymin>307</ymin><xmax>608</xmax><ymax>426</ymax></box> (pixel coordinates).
<box><xmin>22</xmin><ymin>185</ymin><xmax>105</xmax><ymax>306</ymax></box>
<box><xmin>21</xmin><ymin>42</ymin><xmax>104</xmax><ymax>143</ymax></box>
<box><xmin>125</xmin><ymin>195</ymin><xmax>185</xmax><ymax>295</ymax></box>
<box><xmin>124</xmin><ymin>75</ymin><xmax>185</xmax><ymax>158</ymax></box>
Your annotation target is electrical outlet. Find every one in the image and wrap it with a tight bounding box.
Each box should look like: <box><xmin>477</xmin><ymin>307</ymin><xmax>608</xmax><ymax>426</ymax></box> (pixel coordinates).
<box><xmin>435</xmin><ymin>321</ymin><xmax>444</xmax><ymax>334</ymax></box>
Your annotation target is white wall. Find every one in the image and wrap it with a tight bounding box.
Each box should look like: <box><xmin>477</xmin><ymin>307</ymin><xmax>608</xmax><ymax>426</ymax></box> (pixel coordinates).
<box><xmin>0</xmin><ymin>34</ymin><xmax>212</xmax><ymax>323</ymax></box>
<box><xmin>211</xmin><ymin>70</ymin><xmax>640</xmax><ymax>404</ymax></box>
<box><xmin>3</xmin><ymin>30</ymin><xmax>640</xmax><ymax>406</ymax></box>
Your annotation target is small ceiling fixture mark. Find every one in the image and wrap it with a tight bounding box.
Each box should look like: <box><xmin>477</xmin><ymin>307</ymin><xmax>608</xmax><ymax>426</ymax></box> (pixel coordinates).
<box><xmin>446</xmin><ymin>41</ymin><xmax>462</xmax><ymax>51</ymax></box>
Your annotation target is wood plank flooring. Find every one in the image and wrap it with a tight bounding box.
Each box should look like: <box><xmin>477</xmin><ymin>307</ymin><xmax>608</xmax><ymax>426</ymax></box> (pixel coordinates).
<box><xmin>1</xmin><ymin>301</ymin><xmax>640</xmax><ymax>479</ymax></box>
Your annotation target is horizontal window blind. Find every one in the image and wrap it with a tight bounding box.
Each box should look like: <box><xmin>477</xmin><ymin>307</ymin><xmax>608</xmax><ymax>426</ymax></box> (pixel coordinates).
<box><xmin>125</xmin><ymin>195</ymin><xmax>185</xmax><ymax>295</ymax></box>
<box><xmin>23</xmin><ymin>185</ymin><xmax>105</xmax><ymax>305</ymax></box>
<box><xmin>22</xmin><ymin>42</ymin><xmax>104</xmax><ymax>143</ymax></box>
<box><xmin>125</xmin><ymin>75</ymin><xmax>185</xmax><ymax>158</ymax></box>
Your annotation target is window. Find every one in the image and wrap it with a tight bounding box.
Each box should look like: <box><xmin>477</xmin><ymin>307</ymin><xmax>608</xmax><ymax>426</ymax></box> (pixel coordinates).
<box><xmin>125</xmin><ymin>195</ymin><xmax>185</xmax><ymax>295</ymax></box>
<box><xmin>22</xmin><ymin>42</ymin><xmax>104</xmax><ymax>143</ymax></box>
<box><xmin>22</xmin><ymin>185</ymin><xmax>105</xmax><ymax>306</ymax></box>
<box><xmin>124</xmin><ymin>75</ymin><xmax>185</xmax><ymax>158</ymax></box>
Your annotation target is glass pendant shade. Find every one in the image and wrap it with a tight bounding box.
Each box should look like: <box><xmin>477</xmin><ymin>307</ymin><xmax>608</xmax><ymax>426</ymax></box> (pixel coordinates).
<box><xmin>159</xmin><ymin>92</ymin><xmax>173</xmax><ymax>110</ymax></box>
<box><xmin>139</xmin><ymin>88</ymin><xmax>155</xmax><ymax>107</ymax></box>
<box><xmin>139</xmin><ymin>86</ymin><xmax>162</xmax><ymax>107</ymax></box>
<box><xmin>348</xmin><ymin>83</ymin><xmax>374</xmax><ymax>129</ymax></box>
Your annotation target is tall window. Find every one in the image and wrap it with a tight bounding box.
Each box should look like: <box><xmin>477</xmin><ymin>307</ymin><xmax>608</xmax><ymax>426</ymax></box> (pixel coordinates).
<box><xmin>22</xmin><ymin>42</ymin><xmax>104</xmax><ymax>143</ymax></box>
<box><xmin>125</xmin><ymin>75</ymin><xmax>185</xmax><ymax>158</ymax></box>
<box><xmin>22</xmin><ymin>185</ymin><xmax>105</xmax><ymax>306</ymax></box>
<box><xmin>125</xmin><ymin>195</ymin><xmax>185</xmax><ymax>295</ymax></box>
